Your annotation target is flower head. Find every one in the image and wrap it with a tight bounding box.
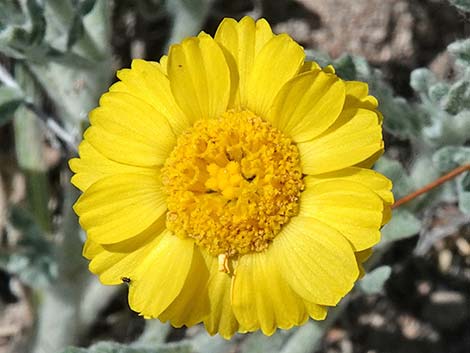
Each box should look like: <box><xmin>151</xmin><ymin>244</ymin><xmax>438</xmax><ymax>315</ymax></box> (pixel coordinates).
<box><xmin>70</xmin><ymin>16</ymin><xmax>393</xmax><ymax>338</ymax></box>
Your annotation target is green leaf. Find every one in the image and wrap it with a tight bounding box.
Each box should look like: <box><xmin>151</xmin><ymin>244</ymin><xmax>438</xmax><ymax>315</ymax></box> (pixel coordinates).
<box><xmin>190</xmin><ymin>331</ymin><xmax>237</xmax><ymax>353</ymax></box>
<box><xmin>66</xmin><ymin>14</ymin><xmax>85</xmax><ymax>49</ymax></box>
<box><xmin>61</xmin><ymin>348</ymin><xmax>87</xmax><ymax>353</ymax></box>
<box><xmin>448</xmin><ymin>39</ymin><xmax>470</xmax><ymax>65</ymax></box>
<box><xmin>428</xmin><ymin>82</ymin><xmax>450</xmax><ymax>104</ymax></box>
<box><xmin>78</xmin><ymin>0</ymin><xmax>98</xmax><ymax>15</ymax></box>
<box><xmin>0</xmin><ymin>206</ymin><xmax>57</xmax><ymax>288</ymax></box>
<box><xmin>240</xmin><ymin>330</ymin><xmax>291</xmax><ymax>353</ymax></box>
<box><xmin>374</xmin><ymin>157</ymin><xmax>414</xmax><ymax>199</ymax></box>
<box><xmin>380</xmin><ymin>209</ymin><xmax>421</xmax><ymax>244</ymax></box>
<box><xmin>358</xmin><ymin>266</ymin><xmax>392</xmax><ymax>294</ymax></box>
<box><xmin>444</xmin><ymin>80</ymin><xmax>470</xmax><ymax>114</ymax></box>
<box><xmin>351</xmin><ymin>57</ymin><xmax>423</xmax><ymax>138</ymax></box>
<box><xmin>433</xmin><ymin>146</ymin><xmax>470</xmax><ymax>172</ymax></box>
<box><xmin>0</xmin><ymin>0</ymin><xmax>24</xmax><ymax>28</ymax></box>
<box><xmin>67</xmin><ymin>0</ymin><xmax>97</xmax><ymax>49</ymax></box>
<box><xmin>278</xmin><ymin>321</ymin><xmax>327</xmax><ymax>353</ymax></box>
<box><xmin>0</xmin><ymin>85</ymin><xmax>24</xmax><ymax>125</ymax></box>
<box><xmin>332</xmin><ymin>54</ymin><xmax>357</xmax><ymax>80</ymax></box>
<box><xmin>60</xmin><ymin>341</ymin><xmax>193</xmax><ymax>353</ymax></box>
<box><xmin>458</xmin><ymin>190</ymin><xmax>470</xmax><ymax>213</ymax></box>
<box><xmin>449</xmin><ymin>0</ymin><xmax>470</xmax><ymax>12</ymax></box>
<box><xmin>26</xmin><ymin>0</ymin><xmax>46</xmax><ymax>44</ymax></box>
<box><xmin>432</xmin><ymin>146</ymin><xmax>470</xmax><ymax>213</ymax></box>
<box><xmin>457</xmin><ymin>172</ymin><xmax>470</xmax><ymax>213</ymax></box>
<box><xmin>428</xmin><ymin>110</ymin><xmax>470</xmax><ymax>146</ymax></box>
<box><xmin>410</xmin><ymin>68</ymin><xmax>436</xmax><ymax>95</ymax></box>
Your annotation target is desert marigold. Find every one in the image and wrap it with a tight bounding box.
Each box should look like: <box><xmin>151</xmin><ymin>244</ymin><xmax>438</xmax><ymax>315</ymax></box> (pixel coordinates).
<box><xmin>70</xmin><ymin>16</ymin><xmax>393</xmax><ymax>338</ymax></box>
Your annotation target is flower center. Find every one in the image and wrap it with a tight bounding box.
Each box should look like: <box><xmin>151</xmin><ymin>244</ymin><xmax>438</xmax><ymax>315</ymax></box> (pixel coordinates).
<box><xmin>161</xmin><ymin>110</ymin><xmax>303</xmax><ymax>257</ymax></box>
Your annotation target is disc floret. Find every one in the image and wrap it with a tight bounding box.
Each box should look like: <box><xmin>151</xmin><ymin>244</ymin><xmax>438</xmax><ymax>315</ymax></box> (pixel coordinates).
<box><xmin>162</xmin><ymin>110</ymin><xmax>304</xmax><ymax>256</ymax></box>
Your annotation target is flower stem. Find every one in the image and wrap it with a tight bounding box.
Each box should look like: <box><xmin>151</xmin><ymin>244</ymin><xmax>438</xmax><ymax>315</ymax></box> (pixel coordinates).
<box><xmin>392</xmin><ymin>164</ymin><xmax>470</xmax><ymax>209</ymax></box>
<box><xmin>12</xmin><ymin>64</ymin><xmax>51</xmax><ymax>233</ymax></box>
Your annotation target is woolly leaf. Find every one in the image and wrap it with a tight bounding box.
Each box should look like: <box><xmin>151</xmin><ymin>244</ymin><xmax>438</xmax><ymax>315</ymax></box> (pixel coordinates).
<box><xmin>190</xmin><ymin>331</ymin><xmax>237</xmax><ymax>353</ymax></box>
<box><xmin>0</xmin><ymin>0</ymin><xmax>24</xmax><ymax>28</ymax></box>
<box><xmin>0</xmin><ymin>207</ymin><xmax>57</xmax><ymax>288</ymax></box>
<box><xmin>444</xmin><ymin>80</ymin><xmax>470</xmax><ymax>115</ymax></box>
<box><xmin>410</xmin><ymin>68</ymin><xmax>436</xmax><ymax>95</ymax></box>
<box><xmin>433</xmin><ymin>146</ymin><xmax>470</xmax><ymax>172</ymax></box>
<box><xmin>448</xmin><ymin>39</ymin><xmax>470</xmax><ymax>65</ymax></box>
<box><xmin>0</xmin><ymin>85</ymin><xmax>24</xmax><ymax>125</ymax></box>
<box><xmin>458</xmin><ymin>172</ymin><xmax>470</xmax><ymax>213</ymax></box>
<box><xmin>67</xmin><ymin>0</ymin><xmax>98</xmax><ymax>49</ymax></box>
<box><xmin>60</xmin><ymin>349</ymin><xmax>87</xmax><ymax>353</ymax></box>
<box><xmin>79</xmin><ymin>0</ymin><xmax>98</xmax><ymax>15</ymax></box>
<box><xmin>428</xmin><ymin>82</ymin><xmax>450</xmax><ymax>104</ymax></box>
<box><xmin>59</xmin><ymin>341</ymin><xmax>193</xmax><ymax>353</ymax></box>
<box><xmin>358</xmin><ymin>266</ymin><xmax>392</xmax><ymax>294</ymax></box>
<box><xmin>332</xmin><ymin>54</ymin><xmax>357</xmax><ymax>80</ymax></box>
<box><xmin>26</xmin><ymin>0</ymin><xmax>46</xmax><ymax>44</ymax></box>
<box><xmin>449</xmin><ymin>0</ymin><xmax>470</xmax><ymax>12</ymax></box>
<box><xmin>356</xmin><ymin>61</ymin><xmax>422</xmax><ymax>138</ymax></box>
<box><xmin>375</xmin><ymin>157</ymin><xmax>414</xmax><ymax>199</ymax></box>
<box><xmin>240</xmin><ymin>330</ymin><xmax>291</xmax><ymax>353</ymax></box>
<box><xmin>380</xmin><ymin>209</ymin><xmax>421</xmax><ymax>244</ymax></box>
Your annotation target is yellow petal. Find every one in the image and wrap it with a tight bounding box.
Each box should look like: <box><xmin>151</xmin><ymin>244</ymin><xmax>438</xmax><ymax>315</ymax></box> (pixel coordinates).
<box><xmin>355</xmin><ymin>149</ymin><xmax>384</xmax><ymax>169</ymax></box>
<box><xmin>111</xmin><ymin>59</ymin><xmax>189</xmax><ymax>134</ymax></box>
<box><xmin>299</xmin><ymin>60</ymin><xmax>321</xmax><ymax>73</ymax></box>
<box><xmin>344</xmin><ymin>81</ymin><xmax>378</xmax><ymax>109</ymax></box>
<box><xmin>232</xmin><ymin>250</ymin><xmax>308</xmax><ymax>335</ymax></box>
<box><xmin>300</xmin><ymin>180</ymin><xmax>384</xmax><ymax>251</ymax></box>
<box><xmin>69</xmin><ymin>140</ymin><xmax>154</xmax><ymax>192</ymax></box>
<box><xmin>322</xmin><ymin>65</ymin><xmax>335</xmax><ymax>74</ymax></box>
<box><xmin>215</xmin><ymin>17</ymin><xmax>274</xmax><ymax>108</ymax></box>
<box><xmin>269</xmin><ymin>70</ymin><xmax>345</xmax><ymax>142</ymax></box>
<box><xmin>199</xmin><ymin>251</ymin><xmax>239</xmax><ymax>338</ymax></box>
<box><xmin>86</xmin><ymin>92</ymin><xmax>175</xmax><ymax>167</ymax></box>
<box><xmin>356</xmin><ymin>248</ymin><xmax>373</xmax><ymax>263</ymax></box>
<box><xmin>271</xmin><ymin>216</ymin><xmax>358</xmax><ymax>306</ymax></box>
<box><xmin>159</xmin><ymin>55</ymin><xmax>168</xmax><ymax>74</ymax></box>
<box><xmin>298</xmin><ymin>108</ymin><xmax>383</xmax><ymax>174</ymax></box>
<box><xmin>158</xmin><ymin>247</ymin><xmax>211</xmax><ymax>328</ymax></box>
<box><xmin>87</xmin><ymin>217</ymin><xmax>166</xmax><ymax>284</ymax></box>
<box><xmin>244</xmin><ymin>34</ymin><xmax>305</xmax><ymax>118</ymax></box>
<box><xmin>128</xmin><ymin>231</ymin><xmax>194</xmax><ymax>318</ymax></box>
<box><xmin>304</xmin><ymin>301</ymin><xmax>327</xmax><ymax>320</ymax></box>
<box><xmin>355</xmin><ymin>248</ymin><xmax>373</xmax><ymax>279</ymax></box>
<box><xmin>74</xmin><ymin>173</ymin><xmax>166</xmax><ymax>244</ymax></box>
<box><xmin>82</xmin><ymin>238</ymin><xmax>102</xmax><ymax>260</ymax></box>
<box><xmin>305</xmin><ymin>167</ymin><xmax>394</xmax><ymax>205</ymax></box>
<box><xmin>305</xmin><ymin>167</ymin><xmax>393</xmax><ymax>226</ymax></box>
<box><xmin>168</xmin><ymin>33</ymin><xmax>231</xmax><ymax>121</ymax></box>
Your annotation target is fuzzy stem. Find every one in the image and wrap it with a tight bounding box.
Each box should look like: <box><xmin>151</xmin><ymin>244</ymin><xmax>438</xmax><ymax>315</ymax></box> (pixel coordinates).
<box><xmin>166</xmin><ymin>0</ymin><xmax>215</xmax><ymax>48</ymax></box>
<box><xmin>32</xmin><ymin>177</ymin><xmax>89</xmax><ymax>353</ymax></box>
<box><xmin>78</xmin><ymin>279</ymin><xmax>119</xmax><ymax>337</ymax></box>
<box><xmin>392</xmin><ymin>164</ymin><xmax>470</xmax><ymax>209</ymax></box>
<box><xmin>28</xmin><ymin>1</ymin><xmax>113</xmax><ymax>351</ymax></box>
<box><xmin>12</xmin><ymin>64</ymin><xmax>51</xmax><ymax>233</ymax></box>
<box><xmin>134</xmin><ymin>320</ymin><xmax>171</xmax><ymax>346</ymax></box>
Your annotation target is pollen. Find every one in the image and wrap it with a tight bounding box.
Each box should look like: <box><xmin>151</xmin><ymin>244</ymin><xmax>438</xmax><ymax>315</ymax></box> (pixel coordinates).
<box><xmin>161</xmin><ymin>110</ymin><xmax>303</xmax><ymax>257</ymax></box>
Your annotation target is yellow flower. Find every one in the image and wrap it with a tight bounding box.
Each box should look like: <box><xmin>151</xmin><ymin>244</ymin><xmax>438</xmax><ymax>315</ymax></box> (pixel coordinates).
<box><xmin>70</xmin><ymin>16</ymin><xmax>393</xmax><ymax>338</ymax></box>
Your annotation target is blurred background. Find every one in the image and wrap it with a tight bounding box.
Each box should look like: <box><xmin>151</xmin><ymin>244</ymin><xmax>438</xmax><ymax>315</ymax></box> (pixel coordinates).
<box><xmin>0</xmin><ymin>1</ymin><xmax>470</xmax><ymax>353</ymax></box>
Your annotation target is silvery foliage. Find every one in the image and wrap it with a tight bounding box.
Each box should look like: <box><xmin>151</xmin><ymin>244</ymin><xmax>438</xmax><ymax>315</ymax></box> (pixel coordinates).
<box><xmin>60</xmin><ymin>341</ymin><xmax>193</xmax><ymax>353</ymax></box>
<box><xmin>0</xmin><ymin>1</ymin><xmax>468</xmax><ymax>353</ymax></box>
<box><xmin>307</xmin><ymin>17</ymin><xmax>470</xmax><ymax>247</ymax></box>
<box><xmin>0</xmin><ymin>0</ymin><xmax>107</xmax><ymax>287</ymax></box>
<box><xmin>0</xmin><ymin>0</ymin><xmax>110</xmax><ymax>131</ymax></box>
<box><xmin>449</xmin><ymin>0</ymin><xmax>470</xmax><ymax>12</ymax></box>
